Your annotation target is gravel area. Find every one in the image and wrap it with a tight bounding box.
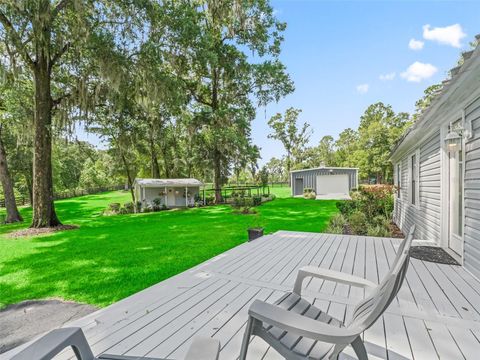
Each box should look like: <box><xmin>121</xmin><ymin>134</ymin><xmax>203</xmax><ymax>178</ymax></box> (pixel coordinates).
<box><xmin>0</xmin><ymin>299</ymin><xmax>98</xmax><ymax>354</ymax></box>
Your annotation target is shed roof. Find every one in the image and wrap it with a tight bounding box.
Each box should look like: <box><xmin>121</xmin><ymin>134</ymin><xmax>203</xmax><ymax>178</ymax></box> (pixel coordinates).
<box><xmin>290</xmin><ymin>167</ymin><xmax>358</xmax><ymax>173</ymax></box>
<box><xmin>134</xmin><ymin>178</ymin><xmax>204</xmax><ymax>187</ymax></box>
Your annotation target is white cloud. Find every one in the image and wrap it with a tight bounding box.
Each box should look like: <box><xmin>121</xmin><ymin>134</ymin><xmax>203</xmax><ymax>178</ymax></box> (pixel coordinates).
<box><xmin>401</xmin><ymin>62</ymin><xmax>438</xmax><ymax>82</ymax></box>
<box><xmin>409</xmin><ymin>38</ymin><xmax>424</xmax><ymax>50</ymax></box>
<box><xmin>356</xmin><ymin>83</ymin><xmax>369</xmax><ymax>94</ymax></box>
<box><xmin>379</xmin><ymin>72</ymin><xmax>396</xmax><ymax>81</ymax></box>
<box><xmin>423</xmin><ymin>24</ymin><xmax>466</xmax><ymax>48</ymax></box>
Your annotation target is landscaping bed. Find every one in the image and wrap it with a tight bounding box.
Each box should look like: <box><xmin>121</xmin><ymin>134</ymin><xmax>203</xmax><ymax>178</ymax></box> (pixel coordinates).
<box><xmin>327</xmin><ymin>185</ymin><xmax>402</xmax><ymax>237</ymax></box>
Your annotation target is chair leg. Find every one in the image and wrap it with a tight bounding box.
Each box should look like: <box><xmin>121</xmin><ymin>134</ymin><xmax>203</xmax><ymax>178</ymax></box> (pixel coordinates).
<box><xmin>351</xmin><ymin>336</ymin><xmax>368</xmax><ymax>360</ymax></box>
<box><xmin>239</xmin><ymin>317</ymin><xmax>255</xmax><ymax>360</ymax></box>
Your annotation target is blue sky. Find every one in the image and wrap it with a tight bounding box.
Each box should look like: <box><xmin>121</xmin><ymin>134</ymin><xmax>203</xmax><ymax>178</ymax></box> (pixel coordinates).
<box><xmin>78</xmin><ymin>1</ymin><xmax>480</xmax><ymax>165</ymax></box>
<box><xmin>252</xmin><ymin>0</ymin><xmax>480</xmax><ymax>164</ymax></box>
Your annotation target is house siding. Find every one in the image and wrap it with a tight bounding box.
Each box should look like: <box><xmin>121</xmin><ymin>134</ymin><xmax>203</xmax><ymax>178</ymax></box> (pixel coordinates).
<box><xmin>464</xmin><ymin>97</ymin><xmax>480</xmax><ymax>278</ymax></box>
<box><xmin>290</xmin><ymin>168</ymin><xmax>358</xmax><ymax>196</ymax></box>
<box><xmin>393</xmin><ymin>131</ymin><xmax>441</xmax><ymax>241</ymax></box>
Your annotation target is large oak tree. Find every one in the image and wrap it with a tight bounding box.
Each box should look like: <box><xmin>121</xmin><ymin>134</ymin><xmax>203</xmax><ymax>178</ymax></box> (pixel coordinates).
<box><xmin>0</xmin><ymin>1</ymin><xmax>148</xmax><ymax>227</ymax></box>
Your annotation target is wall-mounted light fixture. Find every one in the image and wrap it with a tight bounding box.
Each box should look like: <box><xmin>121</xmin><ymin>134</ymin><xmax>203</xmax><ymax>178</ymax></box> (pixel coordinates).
<box><xmin>444</xmin><ymin>130</ymin><xmax>462</xmax><ymax>152</ymax></box>
<box><xmin>444</xmin><ymin>111</ymin><xmax>474</xmax><ymax>153</ymax></box>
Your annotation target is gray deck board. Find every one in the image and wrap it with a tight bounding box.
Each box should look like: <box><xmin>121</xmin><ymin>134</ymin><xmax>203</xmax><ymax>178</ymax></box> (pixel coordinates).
<box><xmin>4</xmin><ymin>231</ymin><xmax>480</xmax><ymax>360</ymax></box>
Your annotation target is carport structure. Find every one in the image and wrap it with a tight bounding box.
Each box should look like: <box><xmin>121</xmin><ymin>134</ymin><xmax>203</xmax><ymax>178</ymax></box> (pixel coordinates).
<box><xmin>290</xmin><ymin>167</ymin><xmax>358</xmax><ymax>199</ymax></box>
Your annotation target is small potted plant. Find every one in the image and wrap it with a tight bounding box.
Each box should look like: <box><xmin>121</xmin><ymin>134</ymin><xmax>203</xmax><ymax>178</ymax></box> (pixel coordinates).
<box><xmin>247</xmin><ymin>213</ymin><xmax>264</xmax><ymax>241</ymax></box>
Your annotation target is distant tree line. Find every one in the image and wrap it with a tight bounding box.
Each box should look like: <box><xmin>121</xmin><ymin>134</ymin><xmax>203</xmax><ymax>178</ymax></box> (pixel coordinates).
<box><xmin>263</xmin><ymin>83</ymin><xmax>442</xmax><ymax>185</ymax></box>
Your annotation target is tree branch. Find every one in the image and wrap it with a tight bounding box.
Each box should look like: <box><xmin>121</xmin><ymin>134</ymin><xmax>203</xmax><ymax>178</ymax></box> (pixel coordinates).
<box><xmin>51</xmin><ymin>0</ymin><xmax>72</xmax><ymax>20</ymax></box>
<box><xmin>184</xmin><ymin>83</ymin><xmax>212</xmax><ymax>107</ymax></box>
<box><xmin>0</xmin><ymin>11</ymin><xmax>34</xmax><ymax>70</ymax></box>
<box><xmin>52</xmin><ymin>93</ymin><xmax>71</xmax><ymax>110</ymax></box>
<box><xmin>50</xmin><ymin>42</ymin><xmax>70</xmax><ymax>68</ymax></box>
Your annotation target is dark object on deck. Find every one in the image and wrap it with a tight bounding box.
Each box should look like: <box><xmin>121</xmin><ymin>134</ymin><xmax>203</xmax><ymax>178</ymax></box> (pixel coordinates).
<box><xmin>409</xmin><ymin>246</ymin><xmax>460</xmax><ymax>265</ymax></box>
<box><xmin>248</xmin><ymin>228</ymin><xmax>264</xmax><ymax>241</ymax></box>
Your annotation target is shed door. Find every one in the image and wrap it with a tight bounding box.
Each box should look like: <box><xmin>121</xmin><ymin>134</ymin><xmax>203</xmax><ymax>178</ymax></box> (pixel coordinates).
<box><xmin>316</xmin><ymin>174</ymin><xmax>349</xmax><ymax>195</ymax></box>
<box><xmin>294</xmin><ymin>178</ymin><xmax>304</xmax><ymax>196</ymax></box>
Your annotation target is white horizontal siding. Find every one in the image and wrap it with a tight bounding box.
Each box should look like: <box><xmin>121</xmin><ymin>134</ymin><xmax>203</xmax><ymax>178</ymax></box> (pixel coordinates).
<box><xmin>464</xmin><ymin>97</ymin><xmax>480</xmax><ymax>279</ymax></box>
<box><xmin>393</xmin><ymin>131</ymin><xmax>441</xmax><ymax>241</ymax></box>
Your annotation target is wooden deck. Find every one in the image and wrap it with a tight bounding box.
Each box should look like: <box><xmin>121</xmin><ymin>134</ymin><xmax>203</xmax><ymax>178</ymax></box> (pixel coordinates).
<box><xmin>6</xmin><ymin>231</ymin><xmax>480</xmax><ymax>360</ymax></box>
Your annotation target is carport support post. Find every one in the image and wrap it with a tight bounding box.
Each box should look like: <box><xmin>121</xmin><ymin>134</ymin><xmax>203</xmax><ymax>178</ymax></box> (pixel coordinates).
<box><xmin>164</xmin><ymin>186</ymin><xmax>168</xmax><ymax>207</ymax></box>
<box><xmin>185</xmin><ymin>186</ymin><xmax>188</xmax><ymax>207</ymax></box>
<box><xmin>142</xmin><ymin>186</ymin><xmax>146</xmax><ymax>207</ymax></box>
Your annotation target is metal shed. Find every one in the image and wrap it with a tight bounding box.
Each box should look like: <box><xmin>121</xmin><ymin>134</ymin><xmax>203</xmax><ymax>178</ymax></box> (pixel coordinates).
<box><xmin>290</xmin><ymin>167</ymin><xmax>358</xmax><ymax>199</ymax></box>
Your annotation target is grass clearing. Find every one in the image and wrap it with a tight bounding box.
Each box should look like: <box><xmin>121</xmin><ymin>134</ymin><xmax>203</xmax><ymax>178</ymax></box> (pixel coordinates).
<box><xmin>0</xmin><ymin>186</ymin><xmax>338</xmax><ymax>308</ymax></box>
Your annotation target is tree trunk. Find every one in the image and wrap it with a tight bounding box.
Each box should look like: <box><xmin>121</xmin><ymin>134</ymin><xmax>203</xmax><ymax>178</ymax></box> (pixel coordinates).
<box><xmin>286</xmin><ymin>152</ymin><xmax>292</xmax><ymax>186</ymax></box>
<box><xmin>0</xmin><ymin>127</ymin><xmax>23</xmax><ymax>223</ymax></box>
<box><xmin>160</xmin><ymin>145</ymin><xmax>171</xmax><ymax>178</ymax></box>
<box><xmin>148</xmin><ymin>119</ymin><xmax>161</xmax><ymax>178</ymax></box>
<box><xmin>31</xmin><ymin>56</ymin><xmax>61</xmax><ymax>227</ymax></box>
<box><xmin>151</xmin><ymin>152</ymin><xmax>160</xmax><ymax>178</ymax></box>
<box><xmin>213</xmin><ymin>149</ymin><xmax>222</xmax><ymax>203</ymax></box>
<box><xmin>120</xmin><ymin>152</ymin><xmax>135</xmax><ymax>203</ymax></box>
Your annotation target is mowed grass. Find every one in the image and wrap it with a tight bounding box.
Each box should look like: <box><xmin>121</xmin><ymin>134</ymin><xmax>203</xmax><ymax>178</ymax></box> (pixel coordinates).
<box><xmin>0</xmin><ymin>186</ymin><xmax>338</xmax><ymax>308</ymax></box>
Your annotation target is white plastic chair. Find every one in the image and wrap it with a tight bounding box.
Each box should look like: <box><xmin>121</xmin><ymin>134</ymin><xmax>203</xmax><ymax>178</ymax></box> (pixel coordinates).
<box><xmin>240</xmin><ymin>226</ymin><xmax>415</xmax><ymax>360</ymax></box>
<box><xmin>10</xmin><ymin>327</ymin><xmax>220</xmax><ymax>360</ymax></box>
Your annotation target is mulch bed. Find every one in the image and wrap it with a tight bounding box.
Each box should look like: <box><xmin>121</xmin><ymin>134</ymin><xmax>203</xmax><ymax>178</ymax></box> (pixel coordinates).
<box><xmin>7</xmin><ymin>224</ymin><xmax>78</xmax><ymax>239</ymax></box>
<box><xmin>389</xmin><ymin>222</ymin><xmax>405</xmax><ymax>238</ymax></box>
<box><xmin>409</xmin><ymin>246</ymin><xmax>460</xmax><ymax>265</ymax></box>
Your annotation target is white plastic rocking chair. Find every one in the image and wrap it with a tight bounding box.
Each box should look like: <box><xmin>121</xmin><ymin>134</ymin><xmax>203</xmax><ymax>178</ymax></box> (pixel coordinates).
<box><xmin>239</xmin><ymin>226</ymin><xmax>415</xmax><ymax>360</ymax></box>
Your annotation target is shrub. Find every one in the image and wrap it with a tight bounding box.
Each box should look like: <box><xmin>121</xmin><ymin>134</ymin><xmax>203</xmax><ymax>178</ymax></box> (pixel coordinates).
<box><xmin>367</xmin><ymin>224</ymin><xmax>391</xmax><ymax>237</ymax></box>
<box><xmin>205</xmin><ymin>194</ymin><xmax>215</xmax><ymax>205</ymax></box>
<box><xmin>372</xmin><ymin>215</ymin><xmax>391</xmax><ymax>228</ymax></box>
<box><xmin>357</xmin><ymin>185</ymin><xmax>395</xmax><ymax>218</ymax></box>
<box><xmin>327</xmin><ymin>223</ymin><xmax>344</xmax><ymax>234</ymax></box>
<box><xmin>330</xmin><ymin>213</ymin><xmax>347</xmax><ymax>229</ymax></box>
<box><xmin>241</xmin><ymin>206</ymin><xmax>257</xmax><ymax>214</ymax></box>
<box><xmin>269</xmin><ymin>194</ymin><xmax>276</xmax><ymax>200</ymax></box>
<box><xmin>143</xmin><ymin>206</ymin><xmax>152</xmax><ymax>213</ymax></box>
<box><xmin>151</xmin><ymin>197</ymin><xmax>163</xmax><ymax>211</ymax></box>
<box><xmin>349</xmin><ymin>211</ymin><xmax>367</xmax><ymax>235</ymax></box>
<box><xmin>303</xmin><ymin>187</ymin><xmax>316</xmax><ymax>199</ymax></box>
<box><xmin>108</xmin><ymin>203</ymin><xmax>121</xmax><ymax>212</ymax></box>
<box><xmin>252</xmin><ymin>195</ymin><xmax>262</xmax><ymax>206</ymax></box>
<box><xmin>124</xmin><ymin>202</ymin><xmax>134</xmax><ymax>213</ymax></box>
<box><xmin>327</xmin><ymin>213</ymin><xmax>346</xmax><ymax>234</ymax></box>
<box><xmin>336</xmin><ymin>200</ymin><xmax>356</xmax><ymax>216</ymax></box>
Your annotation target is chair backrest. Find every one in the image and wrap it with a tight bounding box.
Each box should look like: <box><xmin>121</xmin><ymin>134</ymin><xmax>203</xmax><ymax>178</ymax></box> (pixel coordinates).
<box><xmin>346</xmin><ymin>225</ymin><xmax>415</xmax><ymax>331</ymax></box>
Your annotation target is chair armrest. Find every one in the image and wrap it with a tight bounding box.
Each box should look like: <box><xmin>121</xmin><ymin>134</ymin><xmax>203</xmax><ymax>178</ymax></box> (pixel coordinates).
<box><xmin>249</xmin><ymin>300</ymin><xmax>360</xmax><ymax>344</ymax></box>
<box><xmin>293</xmin><ymin>266</ymin><xmax>376</xmax><ymax>295</ymax></box>
<box><xmin>11</xmin><ymin>327</ymin><xmax>95</xmax><ymax>360</ymax></box>
<box><xmin>184</xmin><ymin>337</ymin><xmax>220</xmax><ymax>360</ymax></box>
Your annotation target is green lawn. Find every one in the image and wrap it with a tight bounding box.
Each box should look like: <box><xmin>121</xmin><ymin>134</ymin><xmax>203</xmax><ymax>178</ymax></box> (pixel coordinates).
<box><xmin>0</xmin><ymin>187</ymin><xmax>338</xmax><ymax>308</ymax></box>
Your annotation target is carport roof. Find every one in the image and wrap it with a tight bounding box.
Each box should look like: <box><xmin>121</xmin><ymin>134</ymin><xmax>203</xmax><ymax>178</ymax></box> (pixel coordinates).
<box><xmin>134</xmin><ymin>178</ymin><xmax>204</xmax><ymax>187</ymax></box>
